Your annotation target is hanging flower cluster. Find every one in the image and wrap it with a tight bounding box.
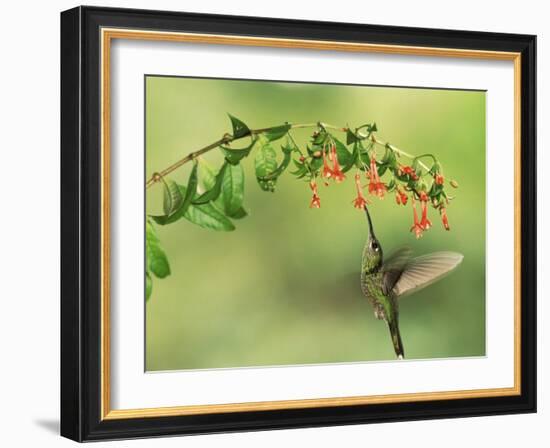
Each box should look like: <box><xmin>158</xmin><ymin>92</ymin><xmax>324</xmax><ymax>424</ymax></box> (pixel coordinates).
<box><xmin>321</xmin><ymin>143</ymin><xmax>346</xmax><ymax>183</ymax></box>
<box><xmin>291</xmin><ymin>124</ymin><xmax>458</xmax><ymax>239</ymax></box>
<box><xmin>367</xmin><ymin>156</ymin><xmax>387</xmax><ymax>198</ymax></box>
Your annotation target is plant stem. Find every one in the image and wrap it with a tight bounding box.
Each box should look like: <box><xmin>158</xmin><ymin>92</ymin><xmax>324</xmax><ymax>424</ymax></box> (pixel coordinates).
<box><xmin>145</xmin><ymin>122</ymin><xmax>419</xmax><ymax>189</ymax></box>
<box><xmin>146</xmin><ymin>137</ymin><xmax>228</xmax><ymax>188</ymax></box>
<box><xmin>286</xmin><ymin>131</ymin><xmax>303</xmax><ymax>156</ymax></box>
<box><xmin>146</xmin><ymin>122</ymin><xmax>325</xmax><ymax>189</ymax></box>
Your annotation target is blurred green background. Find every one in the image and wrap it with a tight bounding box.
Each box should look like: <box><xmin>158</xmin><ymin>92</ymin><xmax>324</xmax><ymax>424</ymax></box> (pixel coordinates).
<box><xmin>145</xmin><ymin>76</ymin><xmax>486</xmax><ymax>371</ymax></box>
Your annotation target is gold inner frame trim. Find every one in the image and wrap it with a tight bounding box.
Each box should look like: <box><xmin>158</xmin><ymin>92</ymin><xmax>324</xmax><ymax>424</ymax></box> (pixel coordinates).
<box><xmin>100</xmin><ymin>27</ymin><xmax>522</xmax><ymax>420</ymax></box>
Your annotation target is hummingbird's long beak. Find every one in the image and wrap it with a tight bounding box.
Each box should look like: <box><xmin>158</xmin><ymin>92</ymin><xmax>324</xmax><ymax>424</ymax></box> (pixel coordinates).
<box><xmin>364</xmin><ymin>205</ymin><xmax>376</xmax><ymax>239</ymax></box>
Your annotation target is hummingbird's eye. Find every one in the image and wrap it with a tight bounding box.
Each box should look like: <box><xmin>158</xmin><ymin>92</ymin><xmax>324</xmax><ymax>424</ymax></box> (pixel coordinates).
<box><xmin>371</xmin><ymin>241</ymin><xmax>379</xmax><ymax>251</ymax></box>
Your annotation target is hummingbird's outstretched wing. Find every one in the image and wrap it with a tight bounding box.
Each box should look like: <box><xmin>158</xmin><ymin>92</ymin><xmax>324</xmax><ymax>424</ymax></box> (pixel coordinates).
<box><xmin>392</xmin><ymin>251</ymin><xmax>464</xmax><ymax>298</ymax></box>
<box><xmin>381</xmin><ymin>247</ymin><xmax>413</xmax><ymax>295</ymax></box>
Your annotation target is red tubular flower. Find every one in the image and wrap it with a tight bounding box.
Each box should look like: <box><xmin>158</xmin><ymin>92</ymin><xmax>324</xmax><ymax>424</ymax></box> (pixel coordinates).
<box><xmin>367</xmin><ymin>173</ymin><xmax>377</xmax><ymax>194</ymax></box>
<box><xmin>435</xmin><ymin>173</ymin><xmax>445</xmax><ymax>185</ymax></box>
<box><xmin>419</xmin><ymin>191</ymin><xmax>432</xmax><ymax>230</ymax></box>
<box><xmin>399</xmin><ymin>164</ymin><xmax>419</xmax><ymax>181</ymax></box>
<box><xmin>352</xmin><ymin>173</ymin><xmax>370</xmax><ymax>209</ymax></box>
<box><xmin>440</xmin><ymin>207</ymin><xmax>450</xmax><ymax>230</ymax></box>
<box><xmin>420</xmin><ymin>202</ymin><xmax>432</xmax><ymax>230</ymax></box>
<box><xmin>395</xmin><ymin>188</ymin><xmax>408</xmax><ymax>206</ymax></box>
<box><xmin>371</xmin><ymin>158</ymin><xmax>380</xmax><ymax>182</ymax></box>
<box><xmin>410</xmin><ymin>197</ymin><xmax>423</xmax><ymax>239</ymax></box>
<box><xmin>374</xmin><ymin>183</ymin><xmax>387</xmax><ymax>198</ymax></box>
<box><xmin>322</xmin><ymin>150</ymin><xmax>334</xmax><ymax>179</ymax></box>
<box><xmin>309</xmin><ymin>180</ymin><xmax>321</xmax><ymax>208</ymax></box>
<box><xmin>367</xmin><ymin>157</ymin><xmax>386</xmax><ymax>199</ymax></box>
<box><xmin>331</xmin><ymin>145</ymin><xmax>346</xmax><ymax>183</ymax></box>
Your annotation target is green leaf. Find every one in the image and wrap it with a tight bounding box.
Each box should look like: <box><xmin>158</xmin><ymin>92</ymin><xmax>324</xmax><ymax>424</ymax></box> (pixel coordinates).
<box><xmin>382</xmin><ymin>145</ymin><xmax>398</xmax><ymax>169</ymax></box>
<box><xmin>310</xmin><ymin>156</ymin><xmax>323</xmax><ymax>171</ymax></box>
<box><xmin>377</xmin><ymin>163</ymin><xmax>388</xmax><ymax>177</ymax></box>
<box><xmin>255</xmin><ymin>139</ymin><xmax>278</xmax><ymax>191</ymax></box>
<box><xmin>263</xmin><ymin>124</ymin><xmax>291</xmax><ymax>142</ymax></box>
<box><xmin>429</xmin><ymin>181</ymin><xmax>444</xmax><ymax>197</ymax></box>
<box><xmin>161</xmin><ymin>177</ymin><xmax>184</xmax><ymax>216</ymax></box>
<box><xmin>198</xmin><ymin>159</ymin><xmax>217</xmax><ymax>190</ymax></box>
<box><xmin>355</xmin><ymin>123</ymin><xmax>377</xmax><ymax>139</ymax></box>
<box><xmin>152</xmin><ymin>184</ymin><xmax>235</xmax><ymax>231</ymax></box>
<box><xmin>200</xmin><ymin>159</ymin><xmax>247</xmax><ymax>216</ymax></box>
<box><xmin>193</xmin><ymin>162</ymin><xmax>228</xmax><ymax>205</ymax></box>
<box><xmin>220</xmin><ymin>137</ymin><xmax>257</xmax><ymax>165</ymax></box>
<box><xmin>346</xmin><ymin>129</ymin><xmax>359</xmax><ymax>145</ymax></box>
<box><xmin>198</xmin><ymin>158</ymin><xmax>223</xmax><ymax>210</ymax></box>
<box><xmin>333</xmin><ymin>137</ymin><xmax>353</xmax><ymax>167</ymax></box>
<box><xmin>311</xmin><ymin>129</ymin><xmax>327</xmax><ymax>146</ymax></box>
<box><xmin>146</xmin><ymin>220</ymin><xmax>171</xmax><ymax>278</ymax></box>
<box><xmin>359</xmin><ymin>150</ymin><xmax>371</xmax><ymax>167</ymax></box>
<box><xmin>281</xmin><ymin>143</ymin><xmax>294</xmax><ymax>155</ymax></box>
<box><xmin>227</xmin><ymin>206</ymin><xmax>248</xmax><ymax>219</ymax></box>
<box><xmin>430</xmin><ymin>161</ymin><xmax>442</xmax><ymax>175</ymax></box>
<box><xmin>257</xmin><ymin>144</ymin><xmax>292</xmax><ymax>182</ymax></box>
<box><xmin>221</xmin><ymin>163</ymin><xmax>245</xmax><ymax>215</ymax></box>
<box><xmin>151</xmin><ymin>163</ymin><xmax>198</xmax><ymax>225</ymax></box>
<box><xmin>342</xmin><ymin>142</ymin><xmax>360</xmax><ymax>173</ymax></box>
<box><xmin>290</xmin><ymin>159</ymin><xmax>308</xmax><ymax>177</ymax></box>
<box><xmin>290</xmin><ymin>169</ymin><xmax>308</xmax><ymax>179</ymax></box>
<box><xmin>292</xmin><ymin>159</ymin><xmax>305</xmax><ymax>170</ymax></box>
<box><xmin>184</xmin><ymin>200</ymin><xmax>235</xmax><ymax>231</ymax></box>
<box><xmin>228</xmin><ymin>114</ymin><xmax>250</xmax><ymax>138</ymax></box>
<box><xmin>145</xmin><ymin>271</ymin><xmax>152</xmax><ymax>302</ymax></box>
<box><xmin>386</xmin><ymin>178</ymin><xmax>397</xmax><ymax>192</ymax></box>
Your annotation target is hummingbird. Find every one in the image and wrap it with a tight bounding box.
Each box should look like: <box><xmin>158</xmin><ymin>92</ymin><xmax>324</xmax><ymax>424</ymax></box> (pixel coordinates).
<box><xmin>360</xmin><ymin>206</ymin><xmax>463</xmax><ymax>359</ymax></box>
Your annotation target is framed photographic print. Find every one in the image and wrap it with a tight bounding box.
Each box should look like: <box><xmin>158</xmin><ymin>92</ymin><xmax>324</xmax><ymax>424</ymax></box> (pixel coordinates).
<box><xmin>60</xmin><ymin>6</ymin><xmax>536</xmax><ymax>442</ymax></box>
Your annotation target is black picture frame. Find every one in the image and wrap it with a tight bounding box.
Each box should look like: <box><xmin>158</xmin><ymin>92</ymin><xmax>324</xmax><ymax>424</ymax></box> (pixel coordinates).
<box><xmin>61</xmin><ymin>5</ymin><xmax>536</xmax><ymax>442</ymax></box>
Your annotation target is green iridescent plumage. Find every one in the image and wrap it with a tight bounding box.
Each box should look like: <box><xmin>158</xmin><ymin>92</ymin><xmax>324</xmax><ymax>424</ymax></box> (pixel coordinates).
<box><xmin>360</xmin><ymin>206</ymin><xmax>464</xmax><ymax>359</ymax></box>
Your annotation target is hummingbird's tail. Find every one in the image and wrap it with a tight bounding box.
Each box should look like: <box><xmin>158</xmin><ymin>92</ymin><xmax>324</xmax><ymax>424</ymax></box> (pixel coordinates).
<box><xmin>388</xmin><ymin>319</ymin><xmax>405</xmax><ymax>360</ymax></box>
